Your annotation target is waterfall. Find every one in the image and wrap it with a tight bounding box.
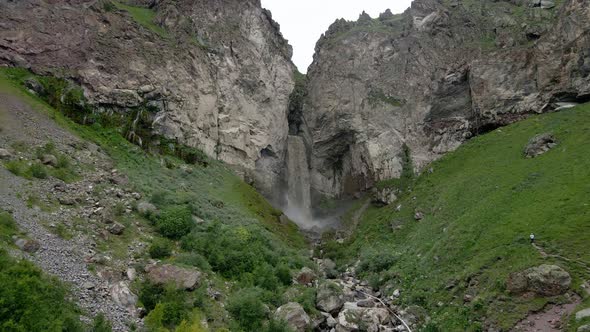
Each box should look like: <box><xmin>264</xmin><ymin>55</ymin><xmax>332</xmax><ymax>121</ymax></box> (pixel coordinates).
<box><xmin>285</xmin><ymin>135</ymin><xmax>313</xmax><ymax>228</ymax></box>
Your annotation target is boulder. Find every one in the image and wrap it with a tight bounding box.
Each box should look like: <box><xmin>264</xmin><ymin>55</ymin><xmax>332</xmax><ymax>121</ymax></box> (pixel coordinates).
<box><xmin>576</xmin><ymin>308</ymin><xmax>590</xmax><ymax>321</ymax></box>
<box><xmin>540</xmin><ymin>0</ymin><xmax>555</xmax><ymax>9</ymax></box>
<box><xmin>137</xmin><ymin>201</ymin><xmax>157</xmax><ymax>216</ymax></box>
<box><xmin>296</xmin><ymin>267</ymin><xmax>316</xmax><ymax>285</ymax></box>
<box><xmin>41</xmin><ymin>154</ymin><xmax>58</xmax><ymax>167</ymax></box>
<box><xmin>507</xmin><ymin>264</ymin><xmax>571</xmax><ymax>296</ymax></box>
<box><xmin>336</xmin><ymin>302</ymin><xmax>390</xmax><ymax>332</ymax></box>
<box><xmin>110</xmin><ymin>281</ymin><xmax>138</xmax><ymax>310</ymax></box>
<box><xmin>578</xmin><ymin>324</ymin><xmax>590</xmax><ymax>332</ymax></box>
<box><xmin>108</xmin><ymin>223</ymin><xmax>126</xmax><ymax>235</ymax></box>
<box><xmin>371</xmin><ymin>187</ymin><xmax>397</xmax><ymax>206</ymax></box>
<box><xmin>414</xmin><ymin>211</ymin><xmax>424</xmax><ymax>221</ymax></box>
<box><xmin>0</xmin><ymin>148</ymin><xmax>12</xmax><ymax>160</ymax></box>
<box><xmin>524</xmin><ymin>133</ymin><xmax>557</xmax><ymax>158</ymax></box>
<box><xmin>274</xmin><ymin>302</ymin><xmax>310</xmax><ymax>332</ymax></box>
<box><xmin>317</xmin><ymin>281</ymin><xmax>344</xmax><ymax>314</ymax></box>
<box><xmin>15</xmin><ymin>238</ymin><xmax>41</xmax><ymax>253</ymax></box>
<box><xmin>146</xmin><ymin>264</ymin><xmax>202</xmax><ymax>290</ymax></box>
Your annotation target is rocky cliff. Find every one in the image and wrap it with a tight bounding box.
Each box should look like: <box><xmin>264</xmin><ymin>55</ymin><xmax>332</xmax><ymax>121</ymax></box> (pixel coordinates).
<box><xmin>0</xmin><ymin>0</ymin><xmax>295</xmax><ymax>197</ymax></box>
<box><xmin>302</xmin><ymin>0</ymin><xmax>590</xmax><ymax>198</ymax></box>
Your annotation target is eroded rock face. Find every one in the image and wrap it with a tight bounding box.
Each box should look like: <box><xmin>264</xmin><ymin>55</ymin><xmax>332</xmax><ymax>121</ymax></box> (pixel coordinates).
<box><xmin>303</xmin><ymin>0</ymin><xmax>590</xmax><ymax>198</ymax></box>
<box><xmin>0</xmin><ymin>0</ymin><xmax>295</xmax><ymax>196</ymax></box>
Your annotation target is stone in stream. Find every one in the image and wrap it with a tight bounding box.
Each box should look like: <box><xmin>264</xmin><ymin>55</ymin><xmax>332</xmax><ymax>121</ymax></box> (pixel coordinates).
<box><xmin>336</xmin><ymin>302</ymin><xmax>390</xmax><ymax>332</ymax></box>
<box><xmin>274</xmin><ymin>302</ymin><xmax>310</xmax><ymax>332</ymax></box>
<box><xmin>317</xmin><ymin>281</ymin><xmax>344</xmax><ymax>314</ymax></box>
<box><xmin>296</xmin><ymin>267</ymin><xmax>316</xmax><ymax>285</ymax></box>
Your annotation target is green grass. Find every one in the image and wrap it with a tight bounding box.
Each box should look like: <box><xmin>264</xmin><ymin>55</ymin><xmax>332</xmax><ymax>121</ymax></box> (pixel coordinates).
<box><xmin>111</xmin><ymin>1</ymin><xmax>168</xmax><ymax>38</ymax></box>
<box><xmin>324</xmin><ymin>105</ymin><xmax>590</xmax><ymax>330</ymax></box>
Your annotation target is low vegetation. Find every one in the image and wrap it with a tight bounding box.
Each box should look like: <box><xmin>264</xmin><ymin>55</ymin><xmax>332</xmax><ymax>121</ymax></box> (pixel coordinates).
<box><xmin>111</xmin><ymin>1</ymin><xmax>168</xmax><ymax>38</ymax></box>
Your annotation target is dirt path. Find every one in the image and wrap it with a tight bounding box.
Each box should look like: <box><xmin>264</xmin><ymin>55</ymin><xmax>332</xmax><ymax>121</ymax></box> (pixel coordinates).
<box><xmin>0</xmin><ymin>91</ymin><xmax>135</xmax><ymax>331</ymax></box>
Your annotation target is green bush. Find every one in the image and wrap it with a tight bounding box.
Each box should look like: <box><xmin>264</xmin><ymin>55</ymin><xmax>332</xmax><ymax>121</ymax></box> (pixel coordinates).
<box><xmin>148</xmin><ymin>238</ymin><xmax>173</xmax><ymax>259</ymax></box>
<box><xmin>4</xmin><ymin>160</ymin><xmax>24</xmax><ymax>176</ymax></box>
<box><xmin>175</xmin><ymin>252</ymin><xmax>211</xmax><ymax>271</ymax></box>
<box><xmin>357</xmin><ymin>249</ymin><xmax>398</xmax><ymax>274</ymax></box>
<box><xmin>154</xmin><ymin>205</ymin><xmax>193</xmax><ymax>239</ymax></box>
<box><xmin>264</xmin><ymin>319</ymin><xmax>292</xmax><ymax>332</ymax></box>
<box><xmin>0</xmin><ymin>211</ymin><xmax>18</xmax><ymax>244</ymax></box>
<box><xmin>227</xmin><ymin>287</ymin><xmax>268</xmax><ymax>331</ymax></box>
<box><xmin>91</xmin><ymin>313</ymin><xmax>112</xmax><ymax>332</ymax></box>
<box><xmin>28</xmin><ymin>163</ymin><xmax>48</xmax><ymax>179</ymax></box>
<box><xmin>275</xmin><ymin>263</ymin><xmax>292</xmax><ymax>286</ymax></box>
<box><xmin>0</xmin><ymin>250</ymin><xmax>83</xmax><ymax>331</ymax></box>
<box><xmin>139</xmin><ymin>282</ymin><xmax>189</xmax><ymax>330</ymax></box>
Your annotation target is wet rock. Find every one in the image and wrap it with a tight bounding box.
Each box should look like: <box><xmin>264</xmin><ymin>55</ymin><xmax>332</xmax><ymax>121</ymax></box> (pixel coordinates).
<box><xmin>108</xmin><ymin>223</ymin><xmax>125</xmax><ymax>235</ymax></box>
<box><xmin>524</xmin><ymin>133</ymin><xmax>557</xmax><ymax>158</ymax></box>
<box><xmin>317</xmin><ymin>281</ymin><xmax>344</xmax><ymax>314</ymax></box>
<box><xmin>274</xmin><ymin>302</ymin><xmax>310</xmax><ymax>332</ymax></box>
<box><xmin>508</xmin><ymin>264</ymin><xmax>571</xmax><ymax>296</ymax></box>
<box><xmin>146</xmin><ymin>264</ymin><xmax>202</xmax><ymax>290</ymax></box>
<box><xmin>336</xmin><ymin>302</ymin><xmax>389</xmax><ymax>332</ymax></box>
<box><xmin>0</xmin><ymin>148</ymin><xmax>12</xmax><ymax>160</ymax></box>
<box><xmin>296</xmin><ymin>267</ymin><xmax>316</xmax><ymax>285</ymax></box>
<box><xmin>41</xmin><ymin>154</ymin><xmax>58</xmax><ymax>167</ymax></box>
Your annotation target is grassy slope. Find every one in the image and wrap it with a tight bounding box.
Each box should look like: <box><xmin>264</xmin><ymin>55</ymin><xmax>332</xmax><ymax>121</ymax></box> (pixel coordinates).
<box><xmin>111</xmin><ymin>1</ymin><xmax>168</xmax><ymax>38</ymax></box>
<box><xmin>0</xmin><ymin>69</ymin><xmax>305</xmax><ymax>249</ymax></box>
<box><xmin>327</xmin><ymin>106</ymin><xmax>590</xmax><ymax>330</ymax></box>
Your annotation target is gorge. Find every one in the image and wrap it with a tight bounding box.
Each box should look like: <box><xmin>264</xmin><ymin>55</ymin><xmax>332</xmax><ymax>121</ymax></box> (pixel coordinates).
<box><xmin>1</xmin><ymin>0</ymin><xmax>590</xmax><ymax>331</ymax></box>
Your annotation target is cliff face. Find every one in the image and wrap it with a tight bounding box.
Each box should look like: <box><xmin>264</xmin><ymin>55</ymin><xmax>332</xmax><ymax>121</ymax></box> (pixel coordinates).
<box><xmin>0</xmin><ymin>0</ymin><xmax>295</xmax><ymax>196</ymax></box>
<box><xmin>303</xmin><ymin>0</ymin><xmax>590</xmax><ymax>198</ymax></box>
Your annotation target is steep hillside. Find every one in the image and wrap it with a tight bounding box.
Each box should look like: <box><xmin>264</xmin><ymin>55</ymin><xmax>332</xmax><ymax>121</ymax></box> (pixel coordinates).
<box><xmin>321</xmin><ymin>105</ymin><xmax>590</xmax><ymax>331</ymax></box>
<box><xmin>0</xmin><ymin>68</ymin><xmax>312</xmax><ymax>331</ymax></box>
<box><xmin>300</xmin><ymin>0</ymin><xmax>590</xmax><ymax>200</ymax></box>
<box><xmin>0</xmin><ymin>0</ymin><xmax>294</xmax><ymax>198</ymax></box>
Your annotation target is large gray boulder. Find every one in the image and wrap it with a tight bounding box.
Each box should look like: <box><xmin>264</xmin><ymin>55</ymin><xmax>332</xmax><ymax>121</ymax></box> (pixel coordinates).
<box><xmin>316</xmin><ymin>281</ymin><xmax>344</xmax><ymax>314</ymax></box>
<box><xmin>146</xmin><ymin>264</ymin><xmax>202</xmax><ymax>290</ymax></box>
<box><xmin>274</xmin><ymin>302</ymin><xmax>310</xmax><ymax>332</ymax></box>
<box><xmin>336</xmin><ymin>302</ymin><xmax>389</xmax><ymax>332</ymax></box>
<box><xmin>507</xmin><ymin>264</ymin><xmax>571</xmax><ymax>296</ymax></box>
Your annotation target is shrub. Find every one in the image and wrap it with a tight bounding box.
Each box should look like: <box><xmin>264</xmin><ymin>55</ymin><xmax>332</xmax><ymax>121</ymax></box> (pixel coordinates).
<box><xmin>139</xmin><ymin>282</ymin><xmax>165</xmax><ymax>312</ymax></box>
<box><xmin>0</xmin><ymin>250</ymin><xmax>83</xmax><ymax>331</ymax></box>
<box><xmin>275</xmin><ymin>263</ymin><xmax>292</xmax><ymax>286</ymax></box>
<box><xmin>148</xmin><ymin>238</ymin><xmax>173</xmax><ymax>259</ymax></box>
<box><xmin>252</xmin><ymin>263</ymin><xmax>280</xmax><ymax>291</ymax></box>
<box><xmin>227</xmin><ymin>287</ymin><xmax>268</xmax><ymax>331</ymax></box>
<box><xmin>175</xmin><ymin>252</ymin><xmax>211</xmax><ymax>271</ymax></box>
<box><xmin>264</xmin><ymin>319</ymin><xmax>292</xmax><ymax>332</ymax></box>
<box><xmin>141</xmin><ymin>283</ymin><xmax>189</xmax><ymax>330</ymax></box>
<box><xmin>357</xmin><ymin>249</ymin><xmax>398</xmax><ymax>274</ymax></box>
<box><xmin>155</xmin><ymin>205</ymin><xmax>193</xmax><ymax>239</ymax></box>
<box><xmin>91</xmin><ymin>313</ymin><xmax>112</xmax><ymax>332</ymax></box>
<box><xmin>28</xmin><ymin>163</ymin><xmax>48</xmax><ymax>179</ymax></box>
<box><xmin>4</xmin><ymin>160</ymin><xmax>24</xmax><ymax>176</ymax></box>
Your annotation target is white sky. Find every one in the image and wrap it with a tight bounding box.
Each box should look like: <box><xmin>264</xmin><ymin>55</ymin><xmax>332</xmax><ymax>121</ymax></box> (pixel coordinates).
<box><xmin>260</xmin><ymin>0</ymin><xmax>413</xmax><ymax>73</ymax></box>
